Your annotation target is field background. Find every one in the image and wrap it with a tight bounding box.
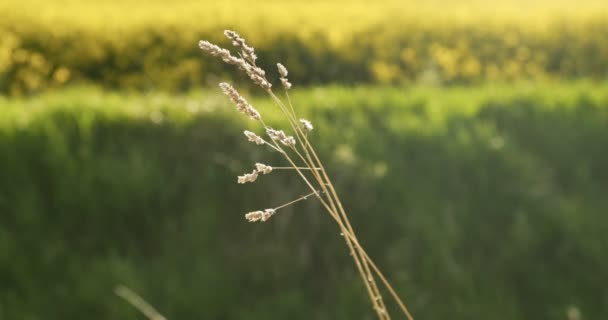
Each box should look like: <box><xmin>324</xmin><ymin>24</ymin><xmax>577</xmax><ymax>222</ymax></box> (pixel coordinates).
<box><xmin>1</xmin><ymin>1</ymin><xmax>608</xmax><ymax>319</ymax></box>
<box><xmin>2</xmin><ymin>0</ymin><xmax>608</xmax><ymax>94</ymax></box>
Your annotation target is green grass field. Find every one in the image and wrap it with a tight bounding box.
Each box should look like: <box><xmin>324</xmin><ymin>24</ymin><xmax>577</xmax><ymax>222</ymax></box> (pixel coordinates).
<box><xmin>1</xmin><ymin>82</ymin><xmax>608</xmax><ymax>318</ymax></box>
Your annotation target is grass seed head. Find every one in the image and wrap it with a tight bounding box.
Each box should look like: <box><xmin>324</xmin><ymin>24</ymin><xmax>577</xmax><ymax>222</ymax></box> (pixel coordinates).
<box><xmin>255</xmin><ymin>163</ymin><xmax>273</xmax><ymax>174</ymax></box>
<box><xmin>244</xmin><ymin>130</ymin><xmax>265</xmax><ymax>145</ymax></box>
<box><xmin>198</xmin><ymin>40</ymin><xmax>231</xmax><ymax>58</ymax></box>
<box><xmin>277</xmin><ymin>63</ymin><xmax>288</xmax><ymax>78</ymax></box>
<box><xmin>267</xmin><ymin>128</ymin><xmax>296</xmax><ymax>147</ymax></box>
<box><xmin>224</xmin><ymin>30</ymin><xmax>257</xmax><ymax>63</ymax></box>
<box><xmin>281</xmin><ymin>78</ymin><xmax>292</xmax><ymax>90</ymax></box>
<box><xmin>200</xmin><ymin>33</ymin><xmax>271</xmax><ymax>90</ymax></box>
<box><xmin>219</xmin><ymin>82</ymin><xmax>261</xmax><ymax>120</ymax></box>
<box><xmin>245</xmin><ymin>209</ymin><xmax>276</xmax><ymax>222</ymax></box>
<box><xmin>277</xmin><ymin>63</ymin><xmax>292</xmax><ymax>89</ymax></box>
<box><xmin>237</xmin><ymin>170</ymin><xmax>258</xmax><ymax>184</ymax></box>
<box><xmin>299</xmin><ymin>119</ymin><xmax>313</xmax><ymax>132</ymax></box>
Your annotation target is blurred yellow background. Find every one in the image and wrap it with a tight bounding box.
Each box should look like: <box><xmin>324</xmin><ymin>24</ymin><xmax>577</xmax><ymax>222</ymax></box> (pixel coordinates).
<box><xmin>1</xmin><ymin>0</ymin><xmax>607</xmax><ymax>94</ymax></box>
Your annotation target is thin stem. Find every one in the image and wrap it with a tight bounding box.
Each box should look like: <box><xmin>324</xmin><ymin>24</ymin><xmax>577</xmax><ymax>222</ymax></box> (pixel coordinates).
<box><xmin>267</xmin><ymin>89</ymin><xmax>388</xmax><ymax>319</ymax></box>
<box><xmin>341</xmin><ymin>229</ymin><xmax>414</xmax><ymax>320</ymax></box>
<box><xmin>272</xmin><ymin>167</ymin><xmax>322</xmax><ymax>170</ymax></box>
<box><xmin>261</xmin><ymin>114</ymin><xmax>385</xmax><ymax>318</ymax></box>
<box><xmin>284</xmin><ymin>89</ymin><xmax>299</xmax><ymax>122</ymax></box>
<box><xmin>263</xmin><ymin>140</ymin><xmax>284</xmax><ymax>153</ymax></box>
<box><xmin>260</xmin><ymin>121</ymin><xmax>332</xmax><ymax>214</ymax></box>
<box><xmin>276</xmin><ymin>89</ymin><xmax>391</xmax><ymax>318</ymax></box>
<box><xmin>273</xmin><ymin>190</ymin><xmax>323</xmax><ymax>211</ymax></box>
<box><xmin>282</xmin><ymin>92</ymin><xmax>390</xmax><ymax>318</ymax></box>
<box><xmin>115</xmin><ymin>285</ymin><xmax>166</xmax><ymax>320</ymax></box>
<box><xmin>270</xmin><ymin>92</ymin><xmax>345</xmax><ymax>219</ymax></box>
<box><xmin>268</xmin><ymin>92</ymin><xmax>343</xmax><ymax>225</ymax></box>
<box><xmin>301</xmin><ymin>134</ymin><xmax>391</xmax><ymax>318</ymax></box>
<box><xmin>270</xmin><ymin>89</ymin><xmax>388</xmax><ymax>317</ymax></box>
<box><xmin>277</xmin><ymin>92</ymin><xmax>390</xmax><ymax>316</ymax></box>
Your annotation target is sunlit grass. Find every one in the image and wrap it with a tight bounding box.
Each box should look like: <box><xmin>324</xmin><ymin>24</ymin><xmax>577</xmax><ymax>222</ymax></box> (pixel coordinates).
<box><xmin>3</xmin><ymin>80</ymin><xmax>607</xmax><ymax>125</ymax></box>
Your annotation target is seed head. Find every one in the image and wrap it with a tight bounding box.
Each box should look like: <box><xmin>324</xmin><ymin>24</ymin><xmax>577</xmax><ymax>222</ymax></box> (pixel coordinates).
<box><xmin>236</xmin><ymin>62</ymin><xmax>271</xmax><ymax>91</ymax></box>
<box><xmin>198</xmin><ymin>41</ymin><xmax>231</xmax><ymax>58</ymax></box>
<box><xmin>255</xmin><ymin>163</ymin><xmax>273</xmax><ymax>174</ymax></box>
<box><xmin>237</xmin><ymin>170</ymin><xmax>258</xmax><ymax>184</ymax></box>
<box><xmin>245</xmin><ymin>209</ymin><xmax>276</xmax><ymax>222</ymax></box>
<box><xmin>244</xmin><ymin>130</ymin><xmax>265</xmax><ymax>145</ymax></box>
<box><xmin>244</xmin><ymin>65</ymin><xmax>272</xmax><ymax>90</ymax></box>
<box><xmin>299</xmin><ymin>119</ymin><xmax>313</xmax><ymax>132</ymax></box>
<box><xmin>224</xmin><ymin>30</ymin><xmax>257</xmax><ymax>63</ymax></box>
<box><xmin>277</xmin><ymin>63</ymin><xmax>292</xmax><ymax>89</ymax></box>
<box><xmin>282</xmin><ymin>136</ymin><xmax>296</xmax><ymax>147</ymax></box>
<box><xmin>277</xmin><ymin>63</ymin><xmax>288</xmax><ymax>78</ymax></box>
<box><xmin>266</xmin><ymin>128</ymin><xmax>286</xmax><ymax>141</ymax></box>
<box><xmin>267</xmin><ymin>128</ymin><xmax>296</xmax><ymax>147</ymax></box>
<box><xmin>219</xmin><ymin>83</ymin><xmax>261</xmax><ymax>121</ymax></box>
<box><xmin>281</xmin><ymin>78</ymin><xmax>292</xmax><ymax>90</ymax></box>
<box><xmin>200</xmin><ymin>36</ymin><xmax>271</xmax><ymax>91</ymax></box>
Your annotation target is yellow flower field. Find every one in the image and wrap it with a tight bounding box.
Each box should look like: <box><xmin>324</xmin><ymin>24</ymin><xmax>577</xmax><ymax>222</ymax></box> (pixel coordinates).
<box><xmin>1</xmin><ymin>0</ymin><xmax>607</xmax><ymax>94</ymax></box>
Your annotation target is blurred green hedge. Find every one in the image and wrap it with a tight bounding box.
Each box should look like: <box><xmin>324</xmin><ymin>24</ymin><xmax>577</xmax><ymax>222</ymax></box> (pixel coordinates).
<box><xmin>1</xmin><ymin>15</ymin><xmax>608</xmax><ymax>95</ymax></box>
<box><xmin>1</xmin><ymin>83</ymin><xmax>607</xmax><ymax>319</ymax></box>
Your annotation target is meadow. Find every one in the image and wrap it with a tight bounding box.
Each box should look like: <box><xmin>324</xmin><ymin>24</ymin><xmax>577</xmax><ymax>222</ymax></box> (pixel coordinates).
<box><xmin>1</xmin><ymin>0</ymin><xmax>608</xmax><ymax>319</ymax></box>
<box><xmin>2</xmin><ymin>82</ymin><xmax>608</xmax><ymax>318</ymax></box>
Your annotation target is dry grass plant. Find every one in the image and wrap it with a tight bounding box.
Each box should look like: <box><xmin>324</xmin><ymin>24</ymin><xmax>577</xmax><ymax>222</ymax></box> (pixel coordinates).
<box><xmin>200</xmin><ymin>30</ymin><xmax>413</xmax><ymax>319</ymax></box>
<box><xmin>118</xmin><ymin>30</ymin><xmax>414</xmax><ymax>320</ymax></box>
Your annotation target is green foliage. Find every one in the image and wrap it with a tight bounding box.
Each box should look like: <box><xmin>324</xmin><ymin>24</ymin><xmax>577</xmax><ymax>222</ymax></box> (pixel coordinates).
<box><xmin>0</xmin><ymin>82</ymin><xmax>607</xmax><ymax>319</ymax></box>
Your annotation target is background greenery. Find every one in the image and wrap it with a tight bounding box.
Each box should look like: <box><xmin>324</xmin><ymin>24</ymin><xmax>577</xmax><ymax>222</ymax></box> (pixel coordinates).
<box><xmin>1</xmin><ymin>0</ymin><xmax>607</xmax><ymax>319</ymax></box>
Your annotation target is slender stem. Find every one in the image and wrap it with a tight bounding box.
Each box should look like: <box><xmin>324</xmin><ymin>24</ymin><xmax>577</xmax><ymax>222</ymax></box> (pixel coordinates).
<box><xmin>266</xmin><ymin>90</ymin><xmax>388</xmax><ymax>319</ymax></box>
<box><xmin>115</xmin><ymin>285</ymin><xmax>166</xmax><ymax>320</ymax></box>
<box><xmin>335</xmin><ymin>222</ymin><xmax>414</xmax><ymax>320</ymax></box>
<box><xmin>269</xmin><ymin>92</ymin><xmax>345</xmax><ymax>218</ymax></box>
<box><xmin>301</xmin><ymin>133</ymin><xmax>392</xmax><ymax>318</ymax></box>
<box><xmin>272</xmin><ymin>167</ymin><xmax>322</xmax><ymax>170</ymax></box>
<box><xmin>283</xmin><ymin>92</ymin><xmax>390</xmax><ymax>318</ymax></box>
<box><xmin>284</xmin><ymin>89</ymin><xmax>299</xmax><ymax>122</ymax></box>
<box><xmin>282</xmin><ymin>91</ymin><xmax>391</xmax><ymax>315</ymax></box>
<box><xmin>259</xmin><ymin>121</ymin><xmax>333</xmax><ymax>215</ymax></box>
<box><xmin>263</xmin><ymin>140</ymin><xmax>284</xmax><ymax>153</ymax></box>
<box><xmin>278</xmin><ymin>89</ymin><xmax>391</xmax><ymax>318</ymax></box>
<box><xmin>261</xmin><ymin>111</ymin><xmax>385</xmax><ymax>319</ymax></box>
<box><xmin>274</xmin><ymin>190</ymin><xmax>323</xmax><ymax>211</ymax></box>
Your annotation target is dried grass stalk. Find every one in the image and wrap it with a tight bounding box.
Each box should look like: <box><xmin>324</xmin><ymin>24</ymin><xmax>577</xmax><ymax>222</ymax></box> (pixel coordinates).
<box><xmin>199</xmin><ymin>30</ymin><xmax>414</xmax><ymax>320</ymax></box>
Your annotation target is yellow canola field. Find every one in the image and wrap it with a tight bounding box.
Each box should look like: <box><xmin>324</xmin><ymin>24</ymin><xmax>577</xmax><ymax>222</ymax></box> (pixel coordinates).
<box><xmin>1</xmin><ymin>0</ymin><xmax>607</xmax><ymax>94</ymax></box>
